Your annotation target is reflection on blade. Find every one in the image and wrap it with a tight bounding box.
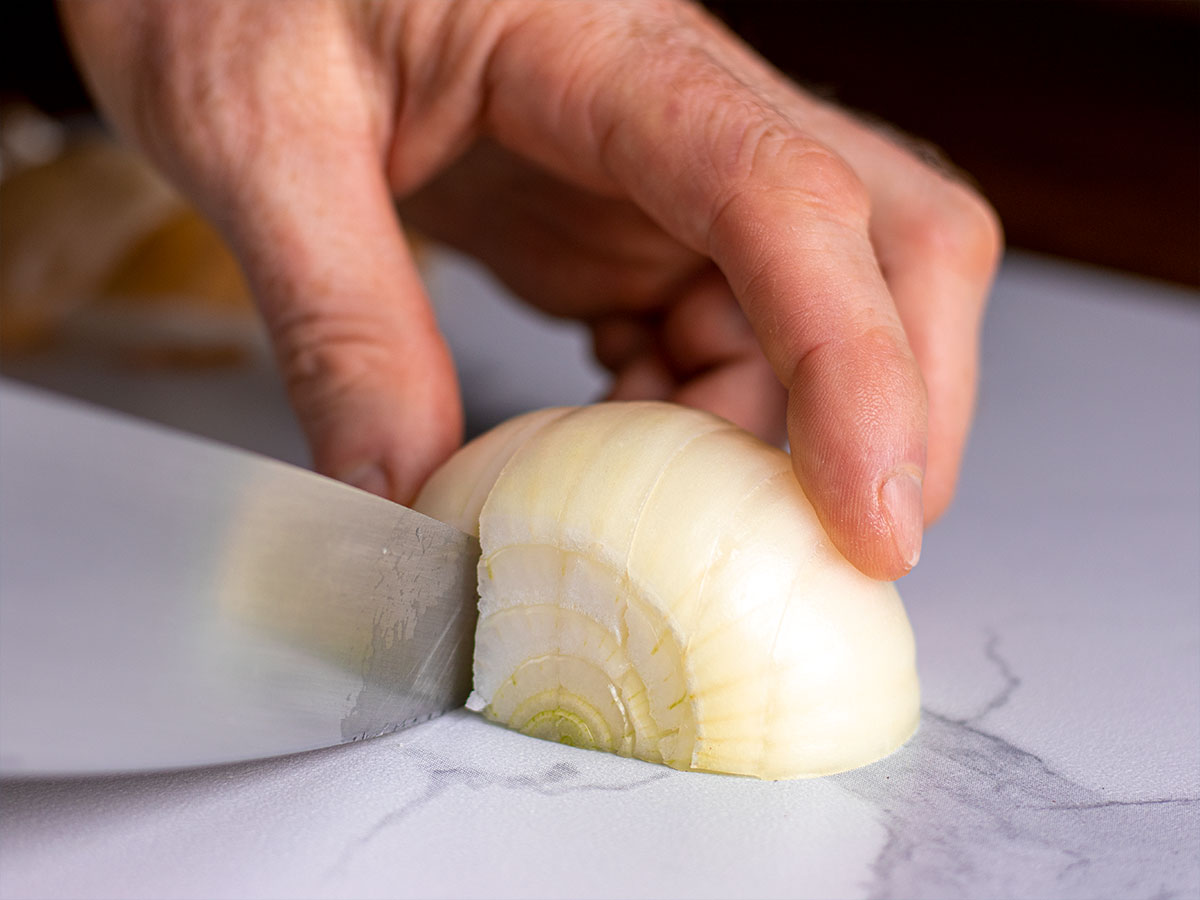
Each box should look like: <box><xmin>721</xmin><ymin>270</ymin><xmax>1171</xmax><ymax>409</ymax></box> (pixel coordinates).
<box><xmin>0</xmin><ymin>382</ymin><xmax>479</xmax><ymax>776</ymax></box>
<box><xmin>220</xmin><ymin>466</ymin><xmax>479</xmax><ymax>744</ymax></box>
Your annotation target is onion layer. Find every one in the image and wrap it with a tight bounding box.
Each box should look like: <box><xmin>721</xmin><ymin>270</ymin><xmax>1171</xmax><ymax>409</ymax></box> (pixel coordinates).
<box><xmin>415</xmin><ymin>402</ymin><xmax>919</xmax><ymax>779</ymax></box>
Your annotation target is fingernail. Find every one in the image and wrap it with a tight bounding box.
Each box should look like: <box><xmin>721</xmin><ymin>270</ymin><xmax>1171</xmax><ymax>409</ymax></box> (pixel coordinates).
<box><xmin>880</xmin><ymin>468</ymin><xmax>924</xmax><ymax>570</ymax></box>
<box><xmin>340</xmin><ymin>462</ymin><xmax>390</xmax><ymax>500</ymax></box>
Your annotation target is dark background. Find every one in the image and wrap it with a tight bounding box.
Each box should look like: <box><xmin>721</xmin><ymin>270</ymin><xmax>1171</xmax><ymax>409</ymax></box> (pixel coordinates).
<box><xmin>4</xmin><ymin>1</ymin><xmax>1198</xmax><ymax>287</ymax></box>
<box><xmin>704</xmin><ymin>0</ymin><xmax>1199</xmax><ymax>287</ymax></box>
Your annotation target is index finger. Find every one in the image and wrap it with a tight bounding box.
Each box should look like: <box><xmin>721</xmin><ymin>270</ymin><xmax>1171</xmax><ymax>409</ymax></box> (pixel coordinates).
<box><xmin>486</xmin><ymin>1</ymin><xmax>927</xmax><ymax>579</ymax></box>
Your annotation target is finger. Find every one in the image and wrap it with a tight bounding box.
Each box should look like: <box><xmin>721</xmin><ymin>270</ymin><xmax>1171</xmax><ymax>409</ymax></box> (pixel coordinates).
<box><xmin>586</xmin><ymin>4</ymin><xmax>996</xmax><ymax>534</ymax></box>
<box><xmin>673</xmin><ymin>357</ymin><xmax>787</xmax><ymax>447</ymax></box>
<box><xmin>592</xmin><ymin>315</ymin><xmax>656</xmax><ymax>373</ymax></box>
<box><xmin>598</xmin><ymin>273</ymin><xmax>787</xmax><ymax>443</ymax></box>
<box><xmin>61</xmin><ymin>0</ymin><xmax>464</xmax><ymax>504</ymax></box>
<box><xmin>870</xmin><ymin>183</ymin><xmax>1000</xmax><ymax>522</ymax></box>
<box><xmin>607</xmin><ymin>352</ymin><xmax>676</xmax><ymax>403</ymax></box>
<box><xmin>659</xmin><ymin>271</ymin><xmax>787</xmax><ymax>443</ymax></box>
<box><xmin>224</xmin><ymin>147</ymin><xmax>462</xmax><ymax>505</ymax></box>
<box><xmin>767</xmin><ymin>104</ymin><xmax>1002</xmax><ymax>524</ymax></box>
<box><xmin>399</xmin><ymin>141</ymin><xmax>703</xmax><ymax>318</ymax></box>
<box><xmin>714</xmin><ymin>183</ymin><xmax>927</xmax><ymax>580</ymax></box>
<box><xmin>485</xmin><ymin>6</ymin><xmax>927</xmax><ymax>578</ymax></box>
<box><xmin>659</xmin><ymin>269</ymin><xmax>757</xmax><ymax>378</ymax></box>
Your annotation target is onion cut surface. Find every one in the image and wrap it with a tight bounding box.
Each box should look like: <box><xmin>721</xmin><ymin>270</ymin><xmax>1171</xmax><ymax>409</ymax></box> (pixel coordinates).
<box><xmin>414</xmin><ymin>402</ymin><xmax>919</xmax><ymax>779</ymax></box>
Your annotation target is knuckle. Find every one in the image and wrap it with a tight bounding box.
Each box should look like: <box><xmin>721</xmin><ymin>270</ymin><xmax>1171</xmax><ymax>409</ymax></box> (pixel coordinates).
<box><xmin>711</xmin><ymin>131</ymin><xmax>871</xmax><ymax>238</ymax></box>
<box><xmin>793</xmin><ymin>322</ymin><xmax>920</xmax><ymax>394</ymax></box>
<box><xmin>907</xmin><ymin>184</ymin><xmax>1004</xmax><ymax>275</ymax></box>
<box><xmin>783</xmin><ymin>140</ymin><xmax>871</xmax><ymax>222</ymax></box>
<box><xmin>948</xmin><ymin>184</ymin><xmax>1004</xmax><ymax>272</ymax></box>
<box><xmin>130</xmin><ymin>9</ymin><xmax>259</xmax><ymax>177</ymax></box>
<box><xmin>963</xmin><ymin>190</ymin><xmax>1005</xmax><ymax>269</ymax></box>
<box><xmin>270</xmin><ymin>311</ymin><xmax>390</xmax><ymax>415</ymax></box>
<box><xmin>708</xmin><ymin>131</ymin><xmax>870</xmax><ymax>258</ymax></box>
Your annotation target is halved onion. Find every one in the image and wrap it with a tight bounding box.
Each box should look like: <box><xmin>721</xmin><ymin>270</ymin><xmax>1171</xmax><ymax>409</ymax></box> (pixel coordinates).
<box><xmin>415</xmin><ymin>402</ymin><xmax>919</xmax><ymax>779</ymax></box>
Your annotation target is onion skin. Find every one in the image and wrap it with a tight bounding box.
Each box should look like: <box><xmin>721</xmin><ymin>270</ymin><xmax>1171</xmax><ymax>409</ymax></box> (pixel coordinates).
<box><xmin>414</xmin><ymin>402</ymin><xmax>919</xmax><ymax>779</ymax></box>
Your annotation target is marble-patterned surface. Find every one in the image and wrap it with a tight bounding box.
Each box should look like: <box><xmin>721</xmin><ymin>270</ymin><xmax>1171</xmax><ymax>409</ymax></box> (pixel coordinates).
<box><xmin>1</xmin><ymin>252</ymin><xmax>1197</xmax><ymax>899</ymax></box>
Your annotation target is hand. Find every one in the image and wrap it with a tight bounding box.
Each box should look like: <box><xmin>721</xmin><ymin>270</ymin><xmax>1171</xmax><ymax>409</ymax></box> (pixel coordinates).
<box><xmin>61</xmin><ymin>0</ymin><xmax>1001</xmax><ymax>580</ymax></box>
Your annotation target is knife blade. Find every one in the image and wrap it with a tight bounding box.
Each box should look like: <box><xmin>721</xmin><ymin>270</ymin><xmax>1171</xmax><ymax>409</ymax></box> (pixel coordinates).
<box><xmin>0</xmin><ymin>380</ymin><xmax>480</xmax><ymax>776</ymax></box>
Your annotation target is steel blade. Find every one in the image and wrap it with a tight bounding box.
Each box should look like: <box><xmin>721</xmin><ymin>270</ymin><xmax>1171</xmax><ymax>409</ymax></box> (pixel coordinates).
<box><xmin>0</xmin><ymin>381</ymin><xmax>479</xmax><ymax>776</ymax></box>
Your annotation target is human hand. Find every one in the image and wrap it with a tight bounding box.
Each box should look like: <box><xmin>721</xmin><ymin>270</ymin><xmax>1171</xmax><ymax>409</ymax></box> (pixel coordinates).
<box><xmin>61</xmin><ymin>0</ymin><xmax>1000</xmax><ymax>580</ymax></box>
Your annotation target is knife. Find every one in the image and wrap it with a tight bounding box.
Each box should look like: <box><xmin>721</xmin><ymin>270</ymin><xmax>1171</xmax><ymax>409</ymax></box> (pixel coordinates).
<box><xmin>0</xmin><ymin>380</ymin><xmax>480</xmax><ymax>776</ymax></box>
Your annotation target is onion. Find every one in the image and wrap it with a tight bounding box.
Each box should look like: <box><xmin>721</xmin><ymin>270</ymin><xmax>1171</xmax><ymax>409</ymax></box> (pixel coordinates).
<box><xmin>414</xmin><ymin>402</ymin><xmax>919</xmax><ymax>779</ymax></box>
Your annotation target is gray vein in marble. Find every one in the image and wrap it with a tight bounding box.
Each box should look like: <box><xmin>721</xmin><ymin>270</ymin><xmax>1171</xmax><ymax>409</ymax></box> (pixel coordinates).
<box><xmin>962</xmin><ymin>628</ymin><xmax>1022</xmax><ymax>725</ymax></box>
<box><xmin>838</xmin><ymin>629</ymin><xmax>1200</xmax><ymax>900</ymax></box>
<box><xmin>326</xmin><ymin>748</ymin><xmax>667</xmax><ymax>880</ymax></box>
<box><xmin>1030</xmin><ymin>797</ymin><xmax>1200</xmax><ymax>812</ymax></box>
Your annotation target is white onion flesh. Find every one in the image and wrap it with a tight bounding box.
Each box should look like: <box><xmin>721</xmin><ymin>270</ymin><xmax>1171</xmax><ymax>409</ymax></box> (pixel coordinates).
<box><xmin>414</xmin><ymin>402</ymin><xmax>919</xmax><ymax>779</ymax></box>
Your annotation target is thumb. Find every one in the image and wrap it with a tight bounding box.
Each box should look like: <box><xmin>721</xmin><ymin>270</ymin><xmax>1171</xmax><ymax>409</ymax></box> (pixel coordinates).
<box><xmin>58</xmin><ymin>0</ymin><xmax>462</xmax><ymax>502</ymax></box>
<box><xmin>226</xmin><ymin>153</ymin><xmax>462</xmax><ymax>505</ymax></box>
